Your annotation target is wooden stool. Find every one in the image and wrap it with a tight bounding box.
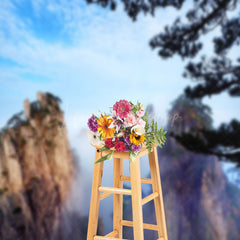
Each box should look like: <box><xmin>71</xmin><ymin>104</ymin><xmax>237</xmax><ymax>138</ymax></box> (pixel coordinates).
<box><xmin>87</xmin><ymin>144</ymin><xmax>168</xmax><ymax>240</ymax></box>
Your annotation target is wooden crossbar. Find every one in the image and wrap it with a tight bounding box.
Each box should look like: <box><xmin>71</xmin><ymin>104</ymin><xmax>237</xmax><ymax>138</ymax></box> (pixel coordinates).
<box><xmin>99</xmin><ymin>186</ymin><xmax>132</xmax><ymax>195</ymax></box>
<box><xmin>104</xmin><ymin>230</ymin><xmax>118</xmax><ymax>237</ymax></box>
<box><xmin>94</xmin><ymin>236</ymin><xmax>127</xmax><ymax>240</ymax></box>
<box><xmin>87</xmin><ymin>146</ymin><xmax>168</xmax><ymax>240</ymax></box>
<box><xmin>142</xmin><ymin>192</ymin><xmax>159</xmax><ymax>205</ymax></box>
<box><xmin>120</xmin><ymin>220</ymin><xmax>158</xmax><ymax>231</ymax></box>
<box><xmin>120</xmin><ymin>176</ymin><xmax>152</xmax><ymax>184</ymax></box>
<box><xmin>100</xmin><ymin>192</ymin><xmax>112</xmax><ymax>200</ymax></box>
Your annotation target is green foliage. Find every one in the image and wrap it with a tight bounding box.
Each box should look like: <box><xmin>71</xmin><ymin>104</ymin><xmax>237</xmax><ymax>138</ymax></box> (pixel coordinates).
<box><xmin>10</xmin><ymin>136</ymin><xmax>17</xmax><ymax>147</ymax></box>
<box><xmin>45</xmin><ymin>92</ymin><xmax>61</xmax><ymax>112</ymax></box>
<box><xmin>99</xmin><ymin>145</ymin><xmax>110</xmax><ymax>152</ymax></box>
<box><xmin>2</xmin><ymin>170</ymin><xmax>8</xmax><ymax>177</ymax></box>
<box><xmin>6</xmin><ymin>111</ymin><xmax>26</xmax><ymax>129</ymax></box>
<box><xmin>46</xmin><ymin>92</ymin><xmax>62</xmax><ymax>104</ymax></box>
<box><xmin>130</xmin><ymin>100</ymin><xmax>142</xmax><ymax>115</ymax></box>
<box><xmin>12</xmin><ymin>207</ymin><xmax>22</xmax><ymax>214</ymax></box>
<box><xmin>30</xmin><ymin>101</ymin><xmax>41</xmax><ymax>117</ymax></box>
<box><xmin>142</xmin><ymin>111</ymin><xmax>148</xmax><ymax>123</ymax></box>
<box><xmin>0</xmin><ymin>187</ymin><xmax>8</xmax><ymax>195</ymax></box>
<box><xmin>95</xmin><ymin>151</ymin><xmax>113</xmax><ymax>163</ymax></box>
<box><xmin>144</xmin><ymin>114</ymin><xmax>167</xmax><ymax>154</ymax></box>
<box><xmin>45</xmin><ymin>140</ymin><xmax>53</xmax><ymax>147</ymax></box>
<box><xmin>21</xmin><ymin>138</ymin><xmax>26</xmax><ymax>146</ymax></box>
<box><xmin>30</xmin><ymin>176</ymin><xmax>40</xmax><ymax>182</ymax></box>
<box><xmin>129</xmin><ymin>150</ymin><xmax>139</xmax><ymax>163</ymax></box>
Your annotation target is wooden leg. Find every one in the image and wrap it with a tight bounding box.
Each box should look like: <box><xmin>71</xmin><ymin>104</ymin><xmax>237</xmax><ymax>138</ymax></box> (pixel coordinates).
<box><xmin>87</xmin><ymin>150</ymin><xmax>104</xmax><ymax>240</ymax></box>
<box><xmin>113</xmin><ymin>158</ymin><xmax>123</xmax><ymax>238</ymax></box>
<box><xmin>130</xmin><ymin>157</ymin><xmax>144</xmax><ymax>240</ymax></box>
<box><xmin>149</xmin><ymin>147</ymin><xmax>168</xmax><ymax>240</ymax></box>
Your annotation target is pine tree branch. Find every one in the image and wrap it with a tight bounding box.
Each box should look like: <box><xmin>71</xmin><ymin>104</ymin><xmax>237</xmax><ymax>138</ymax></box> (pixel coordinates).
<box><xmin>184</xmin><ymin>58</ymin><xmax>240</xmax><ymax>98</ymax></box>
<box><xmin>171</xmin><ymin>119</ymin><xmax>240</xmax><ymax>166</ymax></box>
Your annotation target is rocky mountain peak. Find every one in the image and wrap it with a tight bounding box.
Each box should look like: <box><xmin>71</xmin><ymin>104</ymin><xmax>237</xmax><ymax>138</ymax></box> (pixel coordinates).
<box><xmin>0</xmin><ymin>92</ymin><xmax>73</xmax><ymax>240</ymax></box>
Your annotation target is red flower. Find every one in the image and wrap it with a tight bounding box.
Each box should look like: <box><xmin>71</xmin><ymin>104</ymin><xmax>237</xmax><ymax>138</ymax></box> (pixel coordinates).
<box><xmin>105</xmin><ymin>138</ymin><xmax>115</xmax><ymax>148</ymax></box>
<box><xmin>115</xmin><ymin>141</ymin><xmax>125</xmax><ymax>152</ymax></box>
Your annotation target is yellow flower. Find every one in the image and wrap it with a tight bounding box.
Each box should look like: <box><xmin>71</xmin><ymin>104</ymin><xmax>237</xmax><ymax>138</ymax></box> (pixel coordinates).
<box><xmin>97</xmin><ymin>115</ymin><xmax>115</xmax><ymax>139</ymax></box>
<box><xmin>129</xmin><ymin>132</ymin><xmax>146</xmax><ymax>145</ymax></box>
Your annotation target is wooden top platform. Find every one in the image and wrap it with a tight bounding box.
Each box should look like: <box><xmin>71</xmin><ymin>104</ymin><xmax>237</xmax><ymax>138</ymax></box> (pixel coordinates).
<box><xmin>93</xmin><ymin>143</ymin><xmax>158</xmax><ymax>159</ymax></box>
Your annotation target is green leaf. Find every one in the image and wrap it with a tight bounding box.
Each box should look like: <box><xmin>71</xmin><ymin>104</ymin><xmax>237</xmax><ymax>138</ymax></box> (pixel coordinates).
<box><xmin>142</xmin><ymin>111</ymin><xmax>148</xmax><ymax>122</ymax></box>
<box><xmin>106</xmin><ymin>152</ymin><xmax>113</xmax><ymax>160</ymax></box>
<box><xmin>154</xmin><ymin>121</ymin><xmax>157</xmax><ymax>132</ymax></box>
<box><xmin>95</xmin><ymin>152</ymin><xmax>113</xmax><ymax>164</ymax></box>
<box><xmin>129</xmin><ymin>151</ymin><xmax>138</xmax><ymax>163</ymax></box>
<box><xmin>99</xmin><ymin>145</ymin><xmax>110</xmax><ymax>152</ymax></box>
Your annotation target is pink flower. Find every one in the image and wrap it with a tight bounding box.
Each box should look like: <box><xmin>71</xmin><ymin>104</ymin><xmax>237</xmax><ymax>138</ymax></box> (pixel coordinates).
<box><xmin>125</xmin><ymin>112</ymin><xmax>137</xmax><ymax>127</ymax></box>
<box><xmin>113</xmin><ymin>100</ymin><xmax>132</xmax><ymax>119</ymax></box>
<box><xmin>137</xmin><ymin>118</ymin><xmax>146</xmax><ymax>127</ymax></box>
<box><xmin>136</xmin><ymin>110</ymin><xmax>144</xmax><ymax>117</ymax></box>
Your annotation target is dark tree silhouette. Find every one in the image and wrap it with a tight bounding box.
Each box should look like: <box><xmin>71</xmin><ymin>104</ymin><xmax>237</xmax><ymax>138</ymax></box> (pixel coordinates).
<box><xmin>86</xmin><ymin>0</ymin><xmax>240</xmax><ymax>166</ymax></box>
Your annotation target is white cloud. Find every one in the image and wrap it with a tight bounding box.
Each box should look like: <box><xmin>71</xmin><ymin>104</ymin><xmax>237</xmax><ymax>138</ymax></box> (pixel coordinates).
<box><xmin>0</xmin><ymin>0</ymin><xmax>239</xmax><ymax>131</ymax></box>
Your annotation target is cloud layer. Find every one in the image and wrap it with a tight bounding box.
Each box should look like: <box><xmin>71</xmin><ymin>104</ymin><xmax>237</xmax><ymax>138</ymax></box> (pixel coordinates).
<box><xmin>0</xmin><ymin>0</ymin><xmax>239</xmax><ymax>133</ymax></box>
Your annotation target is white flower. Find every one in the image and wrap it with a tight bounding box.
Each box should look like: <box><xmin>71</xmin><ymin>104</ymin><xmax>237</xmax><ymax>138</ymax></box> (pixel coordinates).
<box><xmin>87</xmin><ymin>130</ymin><xmax>103</xmax><ymax>146</ymax></box>
<box><xmin>131</xmin><ymin>125</ymin><xmax>145</xmax><ymax>135</ymax></box>
<box><xmin>112</xmin><ymin>110</ymin><xmax>117</xmax><ymax>116</ymax></box>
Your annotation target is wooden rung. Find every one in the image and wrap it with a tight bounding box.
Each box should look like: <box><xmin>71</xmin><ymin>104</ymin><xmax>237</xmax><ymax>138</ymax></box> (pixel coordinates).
<box><xmin>120</xmin><ymin>220</ymin><xmax>158</xmax><ymax>231</ymax></box>
<box><xmin>99</xmin><ymin>186</ymin><xmax>132</xmax><ymax>195</ymax></box>
<box><xmin>120</xmin><ymin>176</ymin><xmax>152</xmax><ymax>184</ymax></box>
<box><xmin>104</xmin><ymin>230</ymin><xmax>118</xmax><ymax>237</ymax></box>
<box><xmin>142</xmin><ymin>192</ymin><xmax>159</xmax><ymax>205</ymax></box>
<box><xmin>94</xmin><ymin>236</ymin><xmax>127</xmax><ymax>240</ymax></box>
<box><xmin>100</xmin><ymin>192</ymin><xmax>112</xmax><ymax>200</ymax></box>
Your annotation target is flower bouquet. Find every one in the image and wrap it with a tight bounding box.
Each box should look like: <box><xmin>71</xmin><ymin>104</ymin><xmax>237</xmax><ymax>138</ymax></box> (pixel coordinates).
<box><xmin>87</xmin><ymin>100</ymin><xmax>167</xmax><ymax>163</ymax></box>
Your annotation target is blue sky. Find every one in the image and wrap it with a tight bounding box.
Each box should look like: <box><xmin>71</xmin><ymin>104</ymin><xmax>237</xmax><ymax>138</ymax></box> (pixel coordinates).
<box><xmin>0</xmin><ymin>0</ymin><xmax>239</xmax><ymax>139</ymax></box>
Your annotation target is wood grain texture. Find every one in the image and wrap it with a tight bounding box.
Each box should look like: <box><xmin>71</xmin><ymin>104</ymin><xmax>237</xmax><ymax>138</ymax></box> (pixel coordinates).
<box><xmin>88</xmin><ymin>145</ymin><xmax>168</xmax><ymax>240</ymax></box>
<box><xmin>105</xmin><ymin>230</ymin><xmax>118</xmax><ymax>237</ymax></box>
<box><xmin>130</xmin><ymin>156</ymin><xmax>144</xmax><ymax>240</ymax></box>
<box><xmin>113</xmin><ymin>158</ymin><xmax>123</xmax><ymax>238</ymax></box>
<box><xmin>87</xmin><ymin>150</ymin><xmax>104</xmax><ymax>240</ymax></box>
<box><xmin>99</xmin><ymin>186</ymin><xmax>131</xmax><ymax>195</ymax></box>
<box><xmin>149</xmin><ymin>147</ymin><xmax>168</xmax><ymax>240</ymax></box>
<box><xmin>120</xmin><ymin>220</ymin><xmax>158</xmax><ymax>231</ymax></box>
<box><xmin>120</xmin><ymin>176</ymin><xmax>152</xmax><ymax>184</ymax></box>
<box><xmin>142</xmin><ymin>192</ymin><xmax>159</xmax><ymax>205</ymax></box>
<box><xmin>94</xmin><ymin>236</ymin><xmax>127</xmax><ymax>240</ymax></box>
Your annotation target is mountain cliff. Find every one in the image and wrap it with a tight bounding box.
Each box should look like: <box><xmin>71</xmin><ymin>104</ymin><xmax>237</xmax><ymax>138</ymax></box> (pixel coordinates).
<box><xmin>144</xmin><ymin>96</ymin><xmax>240</xmax><ymax>240</ymax></box>
<box><xmin>153</xmin><ymin>138</ymin><xmax>240</xmax><ymax>240</ymax></box>
<box><xmin>0</xmin><ymin>92</ymin><xmax>73</xmax><ymax>240</ymax></box>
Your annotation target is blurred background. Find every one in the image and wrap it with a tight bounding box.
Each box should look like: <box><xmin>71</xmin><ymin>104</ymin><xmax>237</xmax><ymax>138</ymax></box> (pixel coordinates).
<box><xmin>0</xmin><ymin>0</ymin><xmax>240</xmax><ymax>239</ymax></box>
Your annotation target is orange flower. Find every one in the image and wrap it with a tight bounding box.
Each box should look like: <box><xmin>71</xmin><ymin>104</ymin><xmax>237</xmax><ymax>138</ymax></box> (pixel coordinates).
<box><xmin>97</xmin><ymin>115</ymin><xmax>115</xmax><ymax>139</ymax></box>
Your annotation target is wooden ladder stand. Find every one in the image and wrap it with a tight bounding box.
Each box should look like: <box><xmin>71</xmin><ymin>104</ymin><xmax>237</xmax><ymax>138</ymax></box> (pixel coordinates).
<box><xmin>87</xmin><ymin>144</ymin><xmax>168</xmax><ymax>240</ymax></box>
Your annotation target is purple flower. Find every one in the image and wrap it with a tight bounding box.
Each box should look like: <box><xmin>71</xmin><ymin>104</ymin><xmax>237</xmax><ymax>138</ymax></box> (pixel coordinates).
<box><xmin>125</xmin><ymin>135</ymin><xmax>131</xmax><ymax>146</ymax></box>
<box><xmin>124</xmin><ymin>145</ymin><xmax>130</xmax><ymax>152</ymax></box>
<box><xmin>132</xmin><ymin>144</ymin><xmax>141</xmax><ymax>153</ymax></box>
<box><xmin>87</xmin><ymin>115</ymin><xmax>99</xmax><ymax>132</ymax></box>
